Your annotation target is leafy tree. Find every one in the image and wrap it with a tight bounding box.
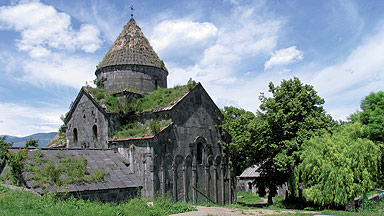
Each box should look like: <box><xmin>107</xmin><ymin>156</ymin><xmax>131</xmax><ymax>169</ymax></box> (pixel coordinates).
<box><xmin>221</xmin><ymin>106</ymin><xmax>256</xmax><ymax>176</ymax></box>
<box><xmin>0</xmin><ymin>137</ymin><xmax>38</xmax><ymax>186</ymax></box>
<box><xmin>349</xmin><ymin>91</ymin><xmax>384</xmax><ymax>143</ymax></box>
<box><xmin>294</xmin><ymin>123</ymin><xmax>380</xmax><ymax>207</ymax></box>
<box><xmin>253</xmin><ymin>77</ymin><xmax>334</xmax><ymax>204</ymax></box>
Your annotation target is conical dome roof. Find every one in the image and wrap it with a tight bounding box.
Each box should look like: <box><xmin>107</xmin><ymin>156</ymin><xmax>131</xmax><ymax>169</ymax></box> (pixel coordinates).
<box><xmin>97</xmin><ymin>19</ymin><xmax>167</xmax><ymax>71</ymax></box>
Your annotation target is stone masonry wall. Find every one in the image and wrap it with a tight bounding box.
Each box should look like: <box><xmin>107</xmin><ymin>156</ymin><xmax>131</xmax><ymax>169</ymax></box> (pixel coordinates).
<box><xmin>66</xmin><ymin>93</ymin><xmax>109</xmax><ymax>148</ymax></box>
<box><xmin>117</xmin><ymin>141</ymin><xmax>154</xmax><ymax>198</ymax></box>
<box><xmin>96</xmin><ymin>65</ymin><xmax>167</xmax><ymax>93</ymax></box>
<box><xmin>151</xmin><ymin>85</ymin><xmax>233</xmax><ymax>204</ymax></box>
<box><xmin>64</xmin><ymin>187</ymin><xmax>138</xmax><ymax>203</ymax></box>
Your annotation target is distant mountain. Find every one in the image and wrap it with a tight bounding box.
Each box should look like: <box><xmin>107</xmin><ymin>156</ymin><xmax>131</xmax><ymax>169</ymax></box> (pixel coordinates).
<box><xmin>0</xmin><ymin>132</ymin><xmax>58</xmax><ymax>148</ymax></box>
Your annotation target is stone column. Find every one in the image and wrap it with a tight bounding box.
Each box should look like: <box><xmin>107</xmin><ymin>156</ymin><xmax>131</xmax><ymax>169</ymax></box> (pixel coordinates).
<box><xmin>213</xmin><ymin>165</ymin><xmax>217</xmax><ymax>203</ymax></box>
<box><xmin>183</xmin><ymin>164</ymin><xmax>187</xmax><ymax>201</ymax></box>
<box><xmin>228</xmin><ymin>163</ymin><xmax>232</xmax><ymax>204</ymax></box>
<box><xmin>221</xmin><ymin>164</ymin><xmax>225</xmax><ymax>205</ymax></box>
<box><xmin>192</xmin><ymin>162</ymin><xmax>197</xmax><ymax>202</ymax></box>
<box><xmin>161</xmin><ymin>161</ymin><xmax>166</xmax><ymax>194</ymax></box>
<box><xmin>172</xmin><ymin>163</ymin><xmax>177</xmax><ymax>201</ymax></box>
<box><xmin>205</xmin><ymin>165</ymin><xmax>209</xmax><ymax>197</ymax></box>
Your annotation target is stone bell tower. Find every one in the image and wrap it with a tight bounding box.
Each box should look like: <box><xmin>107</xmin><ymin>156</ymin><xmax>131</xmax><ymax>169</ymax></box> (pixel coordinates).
<box><xmin>95</xmin><ymin>18</ymin><xmax>168</xmax><ymax>93</ymax></box>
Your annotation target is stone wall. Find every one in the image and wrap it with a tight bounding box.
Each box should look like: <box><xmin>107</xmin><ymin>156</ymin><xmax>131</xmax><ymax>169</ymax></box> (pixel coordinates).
<box><xmin>64</xmin><ymin>187</ymin><xmax>138</xmax><ymax>203</ymax></box>
<box><xmin>114</xmin><ymin>84</ymin><xmax>234</xmax><ymax>204</ymax></box>
<box><xmin>117</xmin><ymin>140</ymin><xmax>154</xmax><ymax>198</ymax></box>
<box><xmin>96</xmin><ymin>65</ymin><xmax>167</xmax><ymax>93</ymax></box>
<box><xmin>66</xmin><ymin>92</ymin><xmax>109</xmax><ymax>148</ymax></box>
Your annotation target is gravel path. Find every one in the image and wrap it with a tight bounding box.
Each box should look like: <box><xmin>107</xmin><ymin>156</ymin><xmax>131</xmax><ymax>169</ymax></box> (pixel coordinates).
<box><xmin>170</xmin><ymin>206</ymin><xmax>318</xmax><ymax>216</ymax></box>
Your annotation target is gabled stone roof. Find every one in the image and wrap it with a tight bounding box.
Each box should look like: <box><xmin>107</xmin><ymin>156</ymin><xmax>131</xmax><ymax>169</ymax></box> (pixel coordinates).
<box><xmin>97</xmin><ymin>18</ymin><xmax>167</xmax><ymax>71</ymax></box>
<box><xmin>1</xmin><ymin>148</ymin><xmax>141</xmax><ymax>195</ymax></box>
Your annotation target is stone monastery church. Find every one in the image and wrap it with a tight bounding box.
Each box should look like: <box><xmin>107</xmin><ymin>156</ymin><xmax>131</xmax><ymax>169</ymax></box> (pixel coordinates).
<box><xmin>61</xmin><ymin>18</ymin><xmax>235</xmax><ymax>203</ymax></box>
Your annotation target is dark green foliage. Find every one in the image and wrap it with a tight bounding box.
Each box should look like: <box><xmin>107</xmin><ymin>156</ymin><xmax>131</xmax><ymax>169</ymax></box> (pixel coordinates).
<box><xmin>0</xmin><ymin>185</ymin><xmax>195</xmax><ymax>216</ymax></box>
<box><xmin>252</xmin><ymin>77</ymin><xmax>334</xmax><ymax>204</ymax></box>
<box><xmin>294</xmin><ymin>123</ymin><xmax>380</xmax><ymax>207</ymax></box>
<box><xmin>93</xmin><ymin>78</ymin><xmax>105</xmax><ymax>89</ymax></box>
<box><xmin>221</xmin><ymin>106</ymin><xmax>256</xmax><ymax>176</ymax></box>
<box><xmin>0</xmin><ymin>137</ymin><xmax>38</xmax><ymax>186</ymax></box>
<box><xmin>349</xmin><ymin>91</ymin><xmax>384</xmax><ymax>143</ymax></box>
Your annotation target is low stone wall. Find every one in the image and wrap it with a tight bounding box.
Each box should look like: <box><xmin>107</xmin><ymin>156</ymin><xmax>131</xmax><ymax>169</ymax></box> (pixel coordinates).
<box><xmin>63</xmin><ymin>187</ymin><xmax>138</xmax><ymax>203</ymax></box>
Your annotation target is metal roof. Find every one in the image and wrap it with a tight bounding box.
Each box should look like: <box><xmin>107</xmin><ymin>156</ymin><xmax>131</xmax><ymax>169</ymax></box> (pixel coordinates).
<box><xmin>239</xmin><ymin>165</ymin><xmax>261</xmax><ymax>178</ymax></box>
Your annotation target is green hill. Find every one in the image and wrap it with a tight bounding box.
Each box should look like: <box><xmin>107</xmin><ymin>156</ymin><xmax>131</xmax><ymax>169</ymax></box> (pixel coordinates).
<box><xmin>0</xmin><ymin>132</ymin><xmax>57</xmax><ymax>148</ymax></box>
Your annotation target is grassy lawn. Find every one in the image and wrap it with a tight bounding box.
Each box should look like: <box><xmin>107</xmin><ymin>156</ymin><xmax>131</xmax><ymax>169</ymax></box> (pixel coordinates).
<box><xmin>237</xmin><ymin>190</ymin><xmax>264</xmax><ymax>205</ymax></box>
<box><xmin>0</xmin><ymin>185</ymin><xmax>194</xmax><ymax>216</ymax></box>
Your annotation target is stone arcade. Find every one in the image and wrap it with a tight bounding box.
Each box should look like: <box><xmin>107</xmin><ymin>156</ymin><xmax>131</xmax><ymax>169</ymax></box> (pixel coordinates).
<box><xmin>62</xmin><ymin>18</ymin><xmax>235</xmax><ymax>203</ymax></box>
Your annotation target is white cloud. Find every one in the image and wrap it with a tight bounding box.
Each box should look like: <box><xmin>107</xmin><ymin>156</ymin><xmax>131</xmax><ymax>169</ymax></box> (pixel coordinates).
<box><xmin>303</xmin><ymin>27</ymin><xmax>384</xmax><ymax>120</ymax></box>
<box><xmin>0</xmin><ymin>102</ymin><xmax>65</xmax><ymax>137</ymax></box>
<box><xmin>150</xmin><ymin>20</ymin><xmax>218</xmax><ymax>65</ymax></box>
<box><xmin>0</xmin><ymin>1</ymin><xmax>101</xmax><ymax>89</ymax></box>
<box><xmin>160</xmin><ymin>4</ymin><xmax>282</xmax><ymax>88</ymax></box>
<box><xmin>151</xmin><ymin>20</ymin><xmax>218</xmax><ymax>52</ymax></box>
<box><xmin>0</xmin><ymin>0</ymin><xmax>102</xmax><ymax>58</ymax></box>
<box><xmin>264</xmin><ymin>46</ymin><xmax>303</xmax><ymax>70</ymax></box>
<box><xmin>19</xmin><ymin>53</ymin><xmax>97</xmax><ymax>89</ymax></box>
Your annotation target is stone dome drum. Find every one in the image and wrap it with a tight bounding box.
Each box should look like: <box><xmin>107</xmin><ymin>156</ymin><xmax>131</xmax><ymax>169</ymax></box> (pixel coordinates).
<box><xmin>95</xmin><ymin>18</ymin><xmax>168</xmax><ymax>93</ymax></box>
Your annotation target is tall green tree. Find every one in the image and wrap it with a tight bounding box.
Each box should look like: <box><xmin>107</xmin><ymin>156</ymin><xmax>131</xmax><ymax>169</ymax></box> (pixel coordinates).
<box><xmin>253</xmin><ymin>77</ymin><xmax>334</xmax><ymax>204</ymax></box>
<box><xmin>221</xmin><ymin>106</ymin><xmax>256</xmax><ymax>176</ymax></box>
<box><xmin>294</xmin><ymin>122</ymin><xmax>380</xmax><ymax>207</ymax></box>
<box><xmin>349</xmin><ymin>91</ymin><xmax>384</xmax><ymax>187</ymax></box>
<box><xmin>349</xmin><ymin>91</ymin><xmax>384</xmax><ymax>143</ymax></box>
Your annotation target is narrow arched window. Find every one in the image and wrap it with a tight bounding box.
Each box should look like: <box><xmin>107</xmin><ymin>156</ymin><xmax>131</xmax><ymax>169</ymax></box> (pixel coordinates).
<box><xmin>73</xmin><ymin>128</ymin><xmax>78</xmax><ymax>144</ymax></box>
<box><xmin>197</xmin><ymin>142</ymin><xmax>203</xmax><ymax>164</ymax></box>
<box><xmin>92</xmin><ymin>125</ymin><xmax>98</xmax><ymax>142</ymax></box>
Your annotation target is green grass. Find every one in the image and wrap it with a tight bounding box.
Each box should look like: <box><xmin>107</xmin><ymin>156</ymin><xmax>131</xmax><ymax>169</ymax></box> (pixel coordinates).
<box><xmin>23</xmin><ymin>150</ymin><xmax>107</xmax><ymax>191</ymax></box>
<box><xmin>86</xmin><ymin>82</ymin><xmax>195</xmax><ymax>114</ymax></box>
<box><xmin>0</xmin><ymin>185</ymin><xmax>195</xmax><ymax>216</ymax></box>
<box><xmin>111</xmin><ymin>120</ymin><xmax>172</xmax><ymax>139</ymax></box>
<box><xmin>237</xmin><ymin>190</ymin><xmax>264</xmax><ymax>205</ymax></box>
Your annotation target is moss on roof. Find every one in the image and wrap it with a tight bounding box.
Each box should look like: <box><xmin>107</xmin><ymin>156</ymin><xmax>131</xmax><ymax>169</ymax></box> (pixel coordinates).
<box><xmin>97</xmin><ymin>18</ymin><xmax>167</xmax><ymax>71</ymax></box>
<box><xmin>111</xmin><ymin>120</ymin><xmax>172</xmax><ymax>139</ymax></box>
<box><xmin>85</xmin><ymin>81</ymin><xmax>196</xmax><ymax>114</ymax></box>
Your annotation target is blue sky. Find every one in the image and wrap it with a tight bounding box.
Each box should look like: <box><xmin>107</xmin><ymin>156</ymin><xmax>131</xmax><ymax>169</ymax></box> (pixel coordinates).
<box><xmin>1</xmin><ymin>0</ymin><xmax>384</xmax><ymax>136</ymax></box>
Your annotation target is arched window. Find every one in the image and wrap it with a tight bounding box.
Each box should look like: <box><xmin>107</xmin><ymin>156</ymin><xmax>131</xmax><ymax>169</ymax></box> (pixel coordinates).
<box><xmin>92</xmin><ymin>125</ymin><xmax>98</xmax><ymax>142</ymax></box>
<box><xmin>197</xmin><ymin>142</ymin><xmax>203</xmax><ymax>164</ymax></box>
<box><xmin>73</xmin><ymin>128</ymin><xmax>78</xmax><ymax>144</ymax></box>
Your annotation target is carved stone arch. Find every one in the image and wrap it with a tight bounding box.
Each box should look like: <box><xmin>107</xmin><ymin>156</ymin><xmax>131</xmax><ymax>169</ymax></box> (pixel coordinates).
<box><xmin>206</xmin><ymin>155</ymin><xmax>214</xmax><ymax>167</ymax></box>
<box><xmin>194</xmin><ymin>136</ymin><xmax>207</xmax><ymax>145</ymax></box>
<box><xmin>174</xmin><ymin>154</ymin><xmax>184</xmax><ymax>167</ymax></box>
<box><xmin>184</xmin><ymin>154</ymin><xmax>192</xmax><ymax>166</ymax></box>
<box><xmin>214</xmin><ymin>155</ymin><xmax>222</xmax><ymax>166</ymax></box>
<box><xmin>194</xmin><ymin>136</ymin><xmax>207</xmax><ymax>165</ymax></box>
<box><xmin>165</xmin><ymin>153</ymin><xmax>173</xmax><ymax>166</ymax></box>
